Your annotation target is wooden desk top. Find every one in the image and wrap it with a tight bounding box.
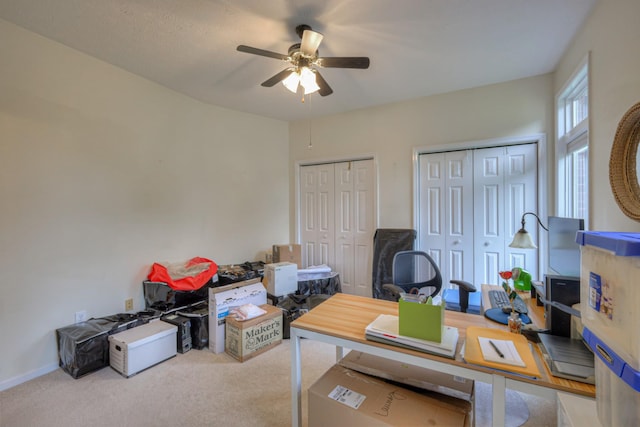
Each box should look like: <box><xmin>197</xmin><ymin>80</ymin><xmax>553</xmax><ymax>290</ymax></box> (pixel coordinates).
<box><xmin>291</xmin><ymin>292</ymin><xmax>595</xmax><ymax>398</ymax></box>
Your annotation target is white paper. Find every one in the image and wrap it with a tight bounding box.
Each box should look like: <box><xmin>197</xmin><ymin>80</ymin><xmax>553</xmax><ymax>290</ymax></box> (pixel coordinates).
<box><xmin>365</xmin><ymin>314</ymin><xmax>458</xmax><ymax>355</ymax></box>
<box><xmin>478</xmin><ymin>337</ymin><xmax>526</xmax><ymax>367</ymax></box>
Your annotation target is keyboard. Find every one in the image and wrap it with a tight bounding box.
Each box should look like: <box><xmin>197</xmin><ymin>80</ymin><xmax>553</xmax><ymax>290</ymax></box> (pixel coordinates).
<box><xmin>488</xmin><ymin>289</ymin><xmax>528</xmax><ymax>314</ymax></box>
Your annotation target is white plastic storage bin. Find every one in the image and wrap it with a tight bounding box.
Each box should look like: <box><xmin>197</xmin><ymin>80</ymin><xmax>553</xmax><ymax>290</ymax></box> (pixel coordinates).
<box><xmin>583</xmin><ymin>329</ymin><xmax>640</xmax><ymax>427</ymax></box>
<box><xmin>576</xmin><ymin>231</ymin><xmax>640</xmax><ymax>364</ymax></box>
<box><xmin>557</xmin><ymin>392</ymin><xmax>600</xmax><ymax>427</ymax></box>
<box><xmin>108</xmin><ymin>320</ymin><xmax>177</xmax><ymax>377</ymax></box>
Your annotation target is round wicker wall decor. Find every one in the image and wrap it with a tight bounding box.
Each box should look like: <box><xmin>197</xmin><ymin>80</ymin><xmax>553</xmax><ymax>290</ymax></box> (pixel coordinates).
<box><xmin>610</xmin><ymin>101</ymin><xmax>640</xmax><ymax>221</ymax></box>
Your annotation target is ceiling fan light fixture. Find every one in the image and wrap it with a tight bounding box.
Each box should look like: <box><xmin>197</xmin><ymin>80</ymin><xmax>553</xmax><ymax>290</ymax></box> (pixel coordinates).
<box><xmin>300</xmin><ymin>67</ymin><xmax>320</xmax><ymax>94</ymax></box>
<box><xmin>239</xmin><ymin>24</ymin><xmax>369</xmax><ymax>97</ymax></box>
<box><xmin>282</xmin><ymin>70</ymin><xmax>300</xmax><ymax>93</ymax></box>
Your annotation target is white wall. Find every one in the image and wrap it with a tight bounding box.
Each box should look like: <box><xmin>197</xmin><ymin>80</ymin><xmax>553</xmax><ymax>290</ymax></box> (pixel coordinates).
<box><xmin>0</xmin><ymin>20</ymin><xmax>289</xmax><ymax>388</ymax></box>
<box><xmin>554</xmin><ymin>0</ymin><xmax>640</xmax><ymax>232</ymax></box>
<box><xmin>289</xmin><ymin>75</ymin><xmax>554</xmax><ymax>233</ymax></box>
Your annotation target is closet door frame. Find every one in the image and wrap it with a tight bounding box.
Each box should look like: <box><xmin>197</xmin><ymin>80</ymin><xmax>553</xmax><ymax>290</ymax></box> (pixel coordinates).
<box><xmin>413</xmin><ymin>134</ymin><xmax>549</xmax><ymax>282</ymax></box>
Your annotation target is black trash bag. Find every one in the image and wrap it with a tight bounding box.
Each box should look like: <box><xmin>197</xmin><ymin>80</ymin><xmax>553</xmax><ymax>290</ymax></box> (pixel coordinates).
<box><xmin>297</xmin><ymin>272</ymin><xmax>342</xmax><ymax>295</ymax></box>
<box><xmin>371</xmin><ymin>228</ymin><xmax>416</xmax><ymax>300</ymax></box>
<box><xmin>143</xmin><ymin>278</ymin><xmax>214</xmax><ymax>312</ymax></box>
<box><xmin>56</xmin><ymin>318</ymin><xmax>122</xmax><ymax>379</ymax></box>
<box><xmin>273</xmin><ymin>295</ymin><xmax>305</xmax><ymax>340</ymax></box>
<box><xmin>216</xmin><ymin>264</ymin><xmax>258</xmax><ymax>285</ymax></box>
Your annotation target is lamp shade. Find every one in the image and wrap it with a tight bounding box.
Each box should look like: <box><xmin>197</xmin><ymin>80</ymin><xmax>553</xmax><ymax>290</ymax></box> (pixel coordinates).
<box><xmin>509</xmin><ymin>212</ymin><xmax>548</xmax><ymax>249</ymax></box>
<box><xmin>282</xmin><ymin>71</ymin><xmax>300</xmax><ymax>93</ymax></box>
<box><xmin>509</xmin><ymin>229</ymin><xmax>537</xmax><ymax>249</ymax></box>
<box><xmin>299</xmin><ymin>67</ymin><xmax>320</xmax><ymax>94</ymax></box>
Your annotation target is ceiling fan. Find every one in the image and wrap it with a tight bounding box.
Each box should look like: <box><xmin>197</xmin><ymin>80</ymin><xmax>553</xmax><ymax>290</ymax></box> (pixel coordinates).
<box><xmin>237</xmin><ymin>24</ymin><xmax>370</xmax><ymax>97</ymax></box>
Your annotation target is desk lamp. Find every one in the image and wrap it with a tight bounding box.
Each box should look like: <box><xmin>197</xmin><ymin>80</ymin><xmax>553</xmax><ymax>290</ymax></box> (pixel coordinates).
<box><xmin>509</xmin><ymin>212</ymin><xmax>548</xmax><ymax>249</ymax></box>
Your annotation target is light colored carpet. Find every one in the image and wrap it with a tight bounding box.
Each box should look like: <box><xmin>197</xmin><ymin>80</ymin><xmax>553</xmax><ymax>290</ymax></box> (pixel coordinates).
<box><xmin>0</xmin><ymin>340</ymin><xmax>556</xmax><ymax>426</ymax></box>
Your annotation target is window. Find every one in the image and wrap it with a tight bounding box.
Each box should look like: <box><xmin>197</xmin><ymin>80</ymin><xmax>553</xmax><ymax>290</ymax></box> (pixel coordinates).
<box><xmin>556</xmin><ymin>55</ymin><xmax>589</xmax><ymax>225</ymax></box>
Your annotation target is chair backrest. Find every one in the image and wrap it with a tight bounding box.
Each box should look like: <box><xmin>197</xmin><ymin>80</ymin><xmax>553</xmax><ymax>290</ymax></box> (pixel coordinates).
<box><xmin>392</xmin><ymin>250</ymin><xmax>442</xmax><ymax>298</ymax></box>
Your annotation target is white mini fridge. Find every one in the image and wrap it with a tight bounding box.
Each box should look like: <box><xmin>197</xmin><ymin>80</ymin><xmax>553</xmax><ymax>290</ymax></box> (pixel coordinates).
<box><xmin>109</xmin><ymin>320</ymin><xmax>177</xmax><ymax>377</ymax></box>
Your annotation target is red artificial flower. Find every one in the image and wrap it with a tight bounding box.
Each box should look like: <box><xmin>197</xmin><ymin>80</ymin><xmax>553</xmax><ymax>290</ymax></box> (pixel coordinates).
<box><xmin>499</xmin><ymin>271</ymin><xmax>513</xmax><ymax>280</ymax></box>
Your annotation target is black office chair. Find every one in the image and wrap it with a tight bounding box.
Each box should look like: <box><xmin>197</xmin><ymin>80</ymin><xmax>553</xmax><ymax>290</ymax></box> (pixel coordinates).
<box><xmin>382</xmin><ymin>250</ymin><xmax>477</xmax><ymax>313</ymax></box>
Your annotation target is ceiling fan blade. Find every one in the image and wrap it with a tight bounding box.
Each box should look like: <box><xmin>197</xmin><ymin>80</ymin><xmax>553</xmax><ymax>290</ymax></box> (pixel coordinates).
<box><xmin>261</xmin><ymin>69</ymin><xmax>295</xmax><ymax>87</ymax></box>
<box><xmin>237</xmin><ymin>45</ymin><xmax>289</xmax><ymax>61</ymax></box>
<box><xmin>300</xmin><ymin>30</ymin><xmax>323</xmax><ymax>56</ymax></box>
<box><xmin>317</xmin><ymin>57</ymin><xmax>370</xmax><ymax>69</ymax></box>
<box><xmin>314</xmin><ymin>70</ymin><xmax>333</xmax><ymax>96</ymax></box>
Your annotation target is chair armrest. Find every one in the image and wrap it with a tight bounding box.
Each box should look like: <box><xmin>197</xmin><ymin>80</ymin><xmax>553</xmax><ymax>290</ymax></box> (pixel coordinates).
<box><xmin>449</xmin><ymin>280</ymin><xmax>476</xmax><ymax>293</ymax></box>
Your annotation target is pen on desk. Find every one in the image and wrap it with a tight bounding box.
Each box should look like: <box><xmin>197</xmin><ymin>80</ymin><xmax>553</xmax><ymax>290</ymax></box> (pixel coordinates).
<box><xmin>489</xmin><ymin>340</ymin><xmax>505</xmax><ymax>358</ymax></box>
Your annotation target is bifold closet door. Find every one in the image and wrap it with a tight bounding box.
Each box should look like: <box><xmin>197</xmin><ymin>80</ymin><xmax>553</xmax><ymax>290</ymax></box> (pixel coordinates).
<box><xmin>300</xmin><ymin>159</ymin><xmax>375</xmax><ymax>297</ymax></box>
<box><xmin>300</xmin><ymin>164</ymin><xmax>335</xmax><ymax>269</ymax></box>
<box><xmin>418</xmin><ymin>143</ymin><xmax>538</xmax><ymax>288</ymax></box>
<box><xmin>418</xmin><ymin>150</ymin><xmax>474</xmax><ymax>289</ymax></box>
<box><xmin>473</xmin><ymin>144</ymin><xmax>538</xmax><ymax>286</ymax></box>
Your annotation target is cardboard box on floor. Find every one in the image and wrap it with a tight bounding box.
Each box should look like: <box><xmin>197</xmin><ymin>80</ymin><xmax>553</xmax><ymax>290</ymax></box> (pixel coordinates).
<box><xmin>308</xmin><ymin>365</ymin><xmax>471</xmax><ymax>427</ymax></box>
<box><xmin>225</xmin><ymin>304</ymin><xmax>282</xmax><ymax>362</ymax></box>
<box><xmin>272</xmin><ymin>244</ymin><xmax>301</xmax><ymax>268</ymax></box>
<box><xmin>208</xmin><ymin>278</ymin><xmax>267</xmax><ymax>354</ymax></box>
<box><xmin>339</xmin><ymin>351</ymin><xmax>474</xmax><ymax>402</ymax></box>
<box><xmin>264</xmin><ymin>262</ymin><xmax>298</xmax><ymax>297</ymax></box>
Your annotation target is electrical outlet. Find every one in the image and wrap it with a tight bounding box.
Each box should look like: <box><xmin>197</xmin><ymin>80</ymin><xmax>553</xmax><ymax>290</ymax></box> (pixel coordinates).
<box><xmin>75</xmin><ymin>310</ymin><xmax>88</xmax><ymax>323</ymax></box>
<box><xmin>125</xmin><ymin>298</ymin><xmax>134</xmax><ymax>311</ymax></box>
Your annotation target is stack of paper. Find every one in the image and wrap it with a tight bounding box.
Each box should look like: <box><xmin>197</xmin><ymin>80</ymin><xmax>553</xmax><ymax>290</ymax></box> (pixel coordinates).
<box><xmin>365</xmin><ymin>314</ymin><xmax>458</xmax><ymax>358</ymax></box>
<box><xmin>463</xmin><ymin>326</ymin><xmax>541</xmax><ymax>378</ymax></box>
<box><xmin>478</xmin><ymin>337</ymin><xmax>525</xmax><ymax>367</ymax></box>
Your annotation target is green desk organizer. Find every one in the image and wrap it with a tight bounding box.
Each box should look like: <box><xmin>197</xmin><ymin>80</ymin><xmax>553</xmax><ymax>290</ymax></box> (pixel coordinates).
<box><xmin>398</xmin><ymin>297</ymin><xmax>444</xmax><ymax>343</ymax></box>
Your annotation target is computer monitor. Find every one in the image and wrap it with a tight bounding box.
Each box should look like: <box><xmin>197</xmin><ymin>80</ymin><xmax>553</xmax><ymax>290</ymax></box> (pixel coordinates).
<box><xmin>547</xmin><ymin>216</ymin><xmax>584</xmax><ymax>277</ymax></box>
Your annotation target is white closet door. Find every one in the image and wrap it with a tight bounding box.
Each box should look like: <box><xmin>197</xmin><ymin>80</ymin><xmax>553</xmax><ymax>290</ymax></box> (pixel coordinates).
<box><xmin>300</xmin><ymin>164</ymin><xmax>335</xmax><ymax>268</ymax></box>
<box><xmin>300</xmin><ymin>160</ymin><xmax>376</xmax><ymax>297</ymax></box>
<box><xmin>445</xmin><ymin>151</ymin><xmax>474</xmax><ymax>287</ymax></box>
<box><xmin>334</xmin><ymin>160</ymin><xmax>375</xmax><ymax>297</ymax></box>
<box><xmin>418</xmin><ymin>151</ymin><xmax>474</xmax><ymax>288</ymax></box>
<box><xmin>504</xmin><ymin>144</ymin><xmax>539</xmax><ymax>275</ymax></box>
<box><xmin>473</xmin><ymin>144</ymin><xmax>537</xmax><ymax>286</ymax></box>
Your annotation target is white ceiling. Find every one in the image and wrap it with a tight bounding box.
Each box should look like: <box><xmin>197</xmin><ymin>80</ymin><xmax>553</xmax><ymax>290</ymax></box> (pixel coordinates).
<box><xmin>0</xmin><ymin>0</ymin><xmax>597</xmax><ymax>122</ymax></box>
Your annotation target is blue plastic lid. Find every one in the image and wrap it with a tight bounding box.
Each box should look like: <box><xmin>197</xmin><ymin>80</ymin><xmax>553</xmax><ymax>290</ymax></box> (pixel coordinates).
<box><xmin>576</xmin><ymin>231</ymin><xmax>640</xmax><ymax>256</ymax></box>
<box><xmin>583</xmin><ymin>327</ymin><xmax>640</xmax><ymax>392</ymax></box>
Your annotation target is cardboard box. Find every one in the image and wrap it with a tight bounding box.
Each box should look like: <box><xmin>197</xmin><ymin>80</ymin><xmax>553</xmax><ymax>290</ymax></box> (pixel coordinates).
<box><xmin>225</xmin><ymin>304</ymin><xmax>283</xmax><ymax>362</ymax></box>
<box><xmin>108</xmin><ymin>320</ymin><xmax>177</xmax><ymax>378</ymax></box>
<box><xmin>208</xmin><ymin>278</ymin><xmax>267</xmax><ymax>353</ymax></box>
<box><xmin>272</xmin><ymin>244</ymin><xmax>301</xmax><ymax>268</ymax></box>
<box><xmin>398</xmin><ymin>298</ymin><xmax>444</xmax><ymax>342</ymax></box>
<box><xmin>339</xmin><ymin>351</ymin><xmax>474</xmax><ymax>402</ymax></box>
<box><xmin>264</xmin><ymin>262</ymin><xmax>298</xmax><ymax>297</ymax></box>
<box><xmin>308</xmin><ymin>365</ymin><xmax>470</xmax><ymax>427</ymax></box>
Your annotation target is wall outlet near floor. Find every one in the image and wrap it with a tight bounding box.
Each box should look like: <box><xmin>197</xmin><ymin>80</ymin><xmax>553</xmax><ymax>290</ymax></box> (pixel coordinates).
<box><xmin>75</xmin><ymin>310</ymin><xmax>88</xmax><ymax>323</ymax></box>
<box><xmin>125</xmin><ymin>298</ymin><xmax>134</xmax><ymax>311</ymax></box>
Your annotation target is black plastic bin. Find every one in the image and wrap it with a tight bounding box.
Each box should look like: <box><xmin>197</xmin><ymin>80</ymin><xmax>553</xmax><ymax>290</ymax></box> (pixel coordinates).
<box><xmin>176</xmin><ymin>302</ymin><xmax>209</xmax><ymax>350</ymax></box>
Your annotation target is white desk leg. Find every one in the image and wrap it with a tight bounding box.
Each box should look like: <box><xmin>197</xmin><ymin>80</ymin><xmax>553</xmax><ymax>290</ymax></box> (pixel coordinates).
<box><xmin>291</xmin><ymin>329</ymin><xmax>302</xmax><ymax>427</ymax></box>
<box><xmin>492</xmin><ymin>375</ymin><xmax>506</xmax><ymax>427</ymax></box>
<box><xmin>335</xmin><ymin>345</ymin><xmax>344</xmax><ymax>362</ymax></box>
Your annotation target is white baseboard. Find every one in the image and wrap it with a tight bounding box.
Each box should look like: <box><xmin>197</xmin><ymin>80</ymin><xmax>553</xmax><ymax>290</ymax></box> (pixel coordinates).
<box><xmin>0</xmin><ymin>363</ymin><xmax>59</xmax><ymax>392</ymax></box>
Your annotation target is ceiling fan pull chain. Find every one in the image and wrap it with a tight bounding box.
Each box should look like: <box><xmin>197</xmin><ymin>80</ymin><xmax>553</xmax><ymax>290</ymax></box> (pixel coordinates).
<box><xmin>307</xmin><ymin>93</ymin><xmax>313</xmax><ymax>149</ymax></box>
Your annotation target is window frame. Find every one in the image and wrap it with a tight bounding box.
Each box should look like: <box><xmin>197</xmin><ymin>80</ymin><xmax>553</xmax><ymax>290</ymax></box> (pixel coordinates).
<box><xmin>555</xmin><ymin>54</ymin><xmax>589</xmax><ymax>225</ymax></box>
